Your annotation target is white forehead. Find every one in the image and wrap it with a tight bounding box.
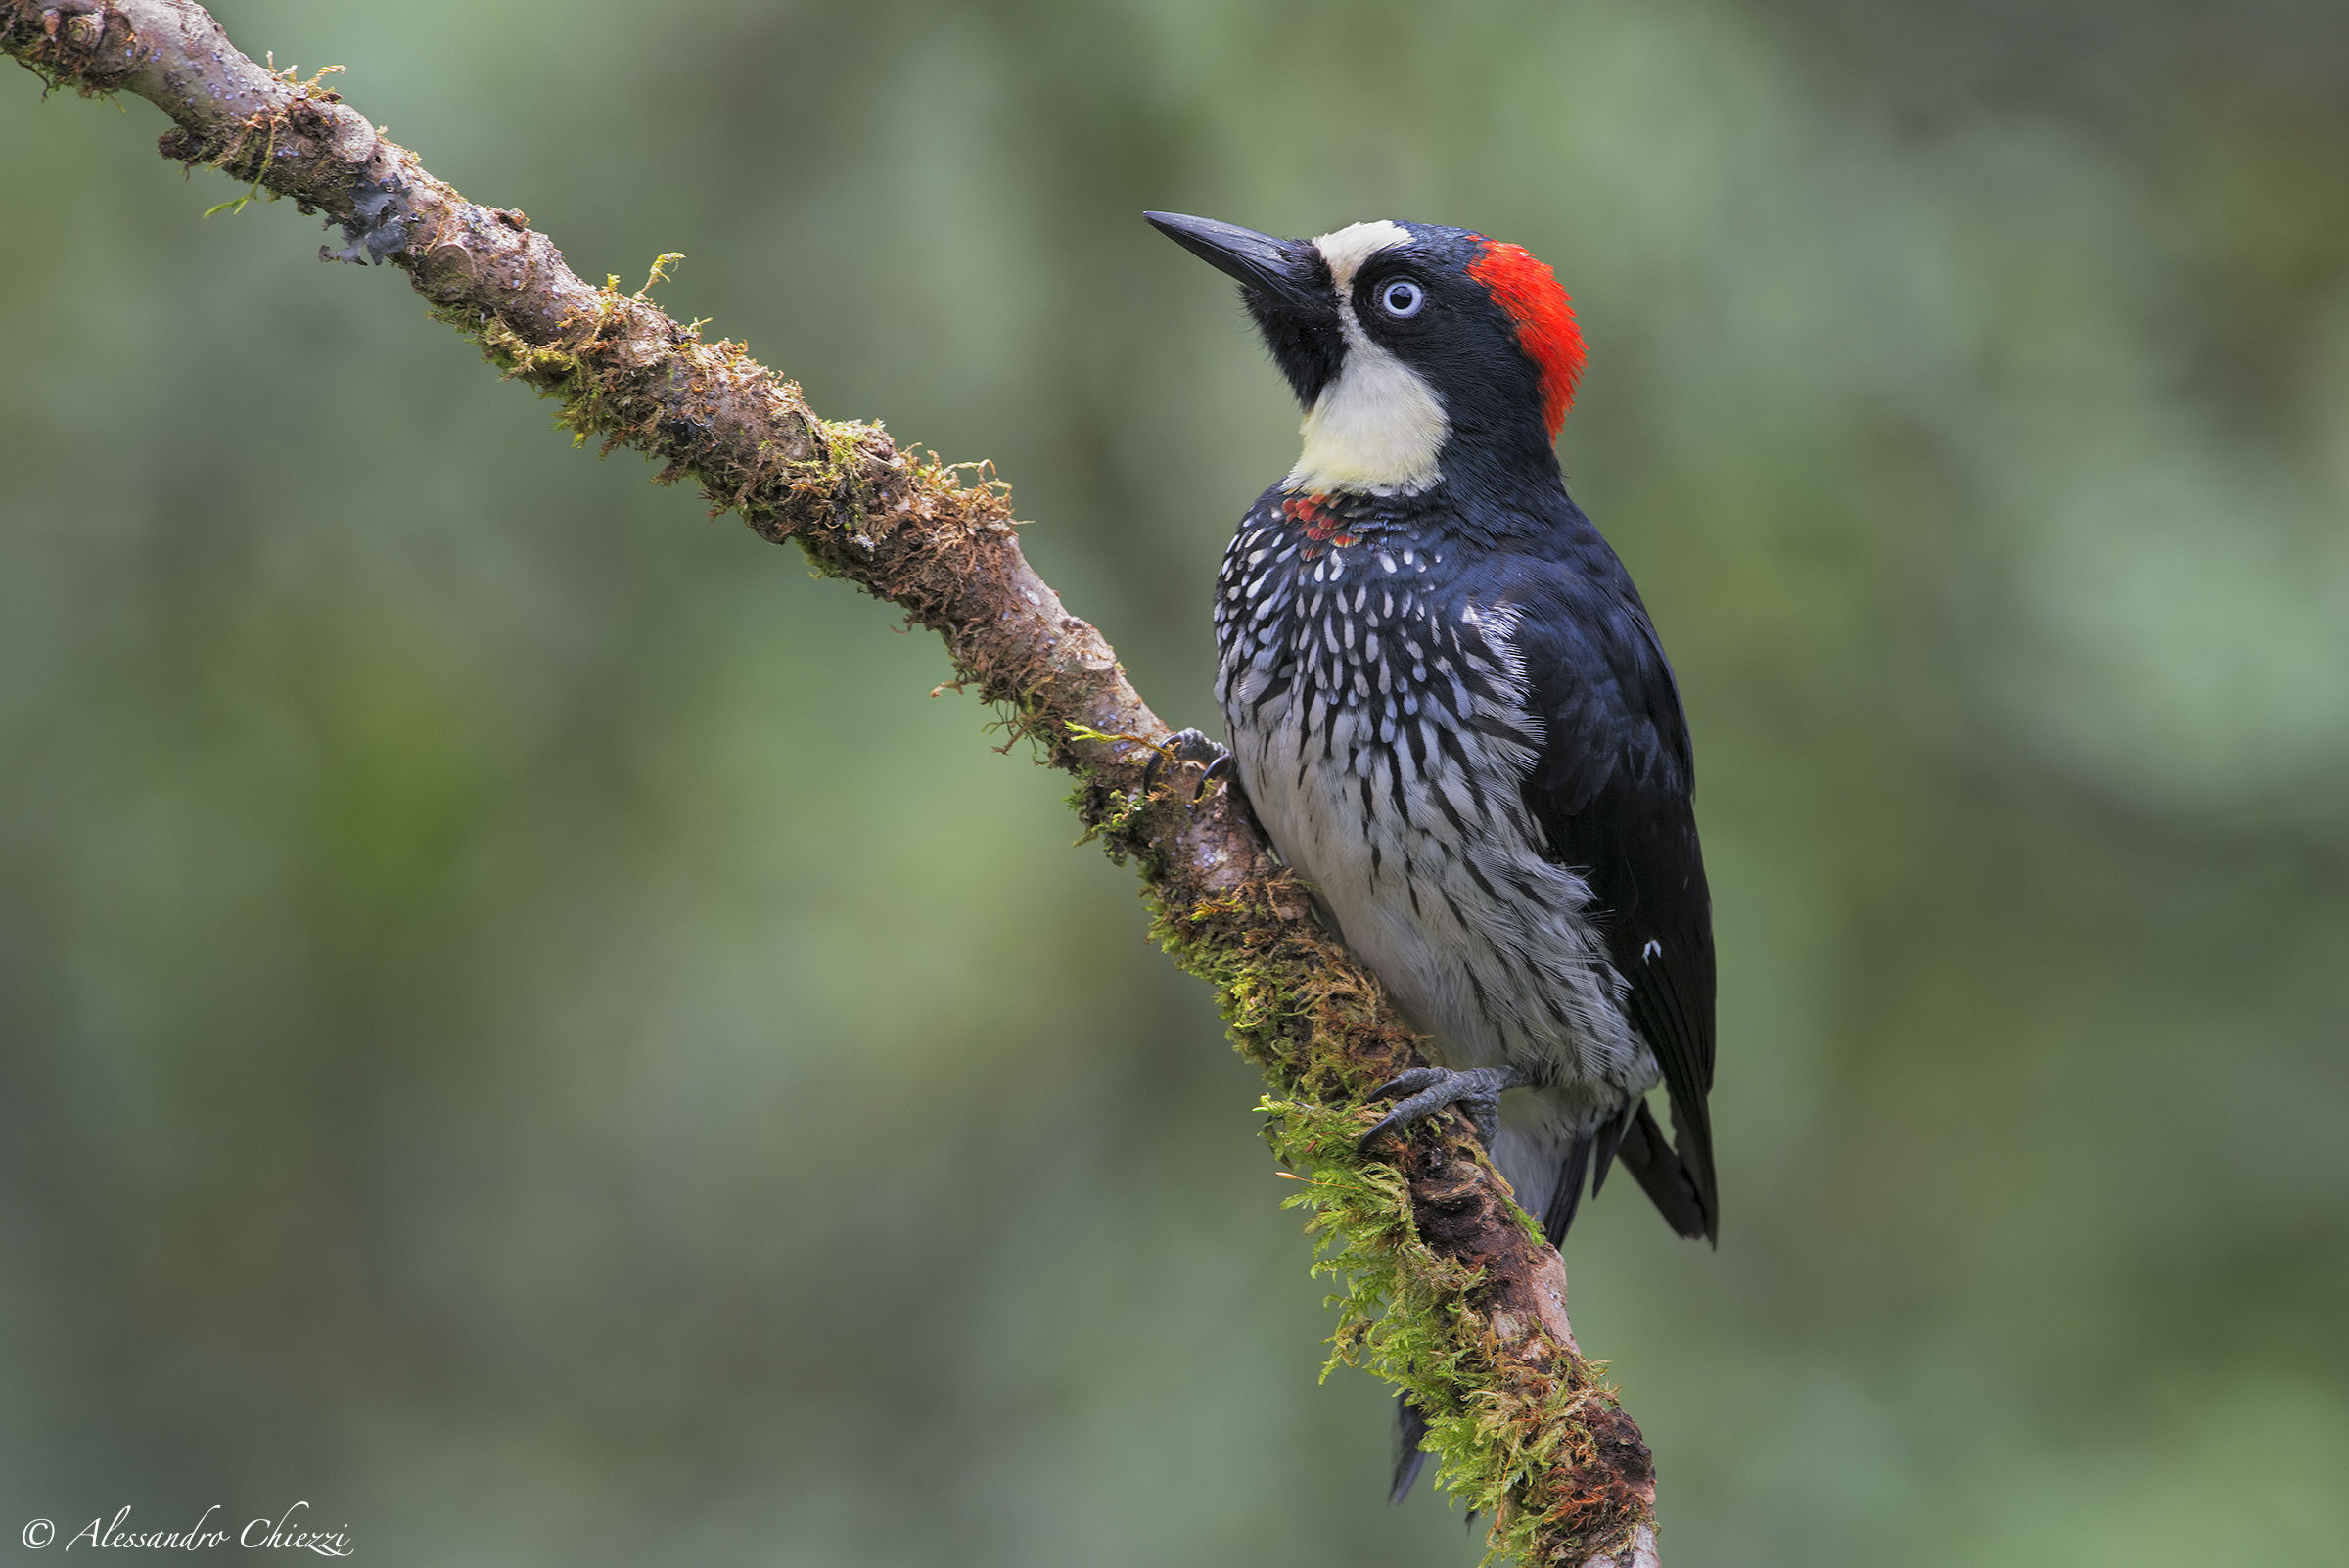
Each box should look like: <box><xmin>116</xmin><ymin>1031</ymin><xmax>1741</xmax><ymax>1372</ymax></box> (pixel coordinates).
<box><xmin>1312</xmin><ymin>220</ymin><xmax>1413</xmax><ymax>290</ymax></box>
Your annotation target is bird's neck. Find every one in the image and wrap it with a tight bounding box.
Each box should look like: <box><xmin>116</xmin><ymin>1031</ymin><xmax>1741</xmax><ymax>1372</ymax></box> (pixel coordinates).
<box><xmin>1285</xmin><ymin>338</ymin><xmax>1450</xmax><ymax>496</ymax></box>
<box><xmin>1276</xmin><ymin>458</ymin><xmax>1569</xmax><ymax>551</ymax></box>
<box><xmin>1285</xmin><ymin>385</ymin><xmax>1565</xmax><ymax>522</ymax></box>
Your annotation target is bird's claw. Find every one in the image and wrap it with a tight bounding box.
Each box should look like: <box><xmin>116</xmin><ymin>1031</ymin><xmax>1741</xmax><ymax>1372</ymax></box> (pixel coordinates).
<box><xmin>1357</xmin><ymin>1065</ymin><xmax>1524</xmax><ymax>1150</ymax></box>
<box><xmin>1142</xmin><ymin>727</ymin><xmax>1232</xmax><ymax>809</ymax></box>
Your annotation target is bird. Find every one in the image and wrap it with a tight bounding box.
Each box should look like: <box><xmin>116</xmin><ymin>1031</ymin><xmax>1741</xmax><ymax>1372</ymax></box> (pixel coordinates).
<box><xmin>1144</xmin><ymin>211</ymin><xmax>1719</xmax><ymax>1500</ymax></box>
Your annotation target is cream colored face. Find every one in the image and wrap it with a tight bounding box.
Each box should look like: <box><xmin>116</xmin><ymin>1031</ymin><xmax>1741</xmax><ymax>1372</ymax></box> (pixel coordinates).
<box><xmin>1286</xmin><ymin>222</ymin><xmax>1449</xmax><ymax>496</ymax></box>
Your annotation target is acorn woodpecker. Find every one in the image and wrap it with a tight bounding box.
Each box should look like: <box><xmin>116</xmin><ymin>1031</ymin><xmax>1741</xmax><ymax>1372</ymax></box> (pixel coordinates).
<box><xmin>1146</xmin><ymin>211</ymin><xmax>1719</xmax><ymax>1498</ymax></box>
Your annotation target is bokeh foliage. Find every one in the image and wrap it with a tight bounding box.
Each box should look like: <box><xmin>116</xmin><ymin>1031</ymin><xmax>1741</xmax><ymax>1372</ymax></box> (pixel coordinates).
<box><xmin>3</xmin><ymin>1</ymin><xmax>2344</xmax><ymax>1563</ymax></box>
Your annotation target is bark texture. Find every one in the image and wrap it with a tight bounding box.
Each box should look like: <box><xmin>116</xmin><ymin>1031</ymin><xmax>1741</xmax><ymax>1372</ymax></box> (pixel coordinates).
<box><xmin>4</xmin><ymin>6</ymin><xmax>1661</xmax><ymax>1561</ymax></box>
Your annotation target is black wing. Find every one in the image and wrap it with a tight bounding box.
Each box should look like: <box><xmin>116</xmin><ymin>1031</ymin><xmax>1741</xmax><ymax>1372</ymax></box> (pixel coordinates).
<box><xmin>1509</xmin><ymin>563</ymin><xmax>1719</xmax><ymax>1245</ymax></box>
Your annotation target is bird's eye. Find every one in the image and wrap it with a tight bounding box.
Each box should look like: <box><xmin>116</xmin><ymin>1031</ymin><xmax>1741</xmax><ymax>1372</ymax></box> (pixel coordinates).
<box><xmin>1377</xmin><ymin>279</ymin><xmax>1424</xmax><ymax>319</ymax></box>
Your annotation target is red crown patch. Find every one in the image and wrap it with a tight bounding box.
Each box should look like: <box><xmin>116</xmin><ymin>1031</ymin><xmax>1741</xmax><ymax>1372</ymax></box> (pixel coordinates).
<box><xmin>1465</xmin><ymin>239</ymin><xmax>1585</xmax><ymax>438</ymax></box>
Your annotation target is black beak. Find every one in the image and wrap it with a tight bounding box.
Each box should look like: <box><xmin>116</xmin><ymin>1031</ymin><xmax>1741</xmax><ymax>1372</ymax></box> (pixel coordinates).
<box><xmin>1146</xmin><ymin>210</ymin><xmax>1343</xmax><ymax>407</ymax></box>
<box><xmin>1144</xmin><ymin>211</ymin><xmax>1324</xmax><ymax>314</ymax></box>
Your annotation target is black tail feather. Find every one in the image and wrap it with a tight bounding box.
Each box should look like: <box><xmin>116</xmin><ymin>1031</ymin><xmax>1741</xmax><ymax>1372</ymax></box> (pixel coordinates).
<box><xmin>1667</xmin><ymin>1088</ymin><xmax>1721</xmax><ymax>1237</ymax></box>
<box><xmin>1541</xmin><ymin>1128</ymin><xmax>1598</xmax><ymax>1247</ymax></box>
<box><xmin>1390</xmin><ymin>1392</ymin><xmax>1431</xmax><ymax>1504</ymax></box>
<box><xmin>1619</xmin><ymin>1099</ymin><xmax>1715</xmax><ymax>1242</ymax></box>
<box><xmin>1589</xmin><ymin>1098</ymin><xmax>1635</xmax><ymax>1199</ymax></box>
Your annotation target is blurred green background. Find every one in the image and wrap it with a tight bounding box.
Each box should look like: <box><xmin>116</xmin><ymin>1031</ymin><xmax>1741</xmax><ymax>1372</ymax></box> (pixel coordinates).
<box><xmin>4</xmin><ymin>1</ymin><xmax>2346</xmax><ymax>1563</ymax></box>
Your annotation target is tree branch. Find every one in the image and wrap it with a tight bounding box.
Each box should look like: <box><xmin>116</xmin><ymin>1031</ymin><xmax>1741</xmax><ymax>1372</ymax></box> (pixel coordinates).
<box><xmin>4</xmin><ymin>6</ymin><xmax>1659</xmax><ymax>1561</ymax></box>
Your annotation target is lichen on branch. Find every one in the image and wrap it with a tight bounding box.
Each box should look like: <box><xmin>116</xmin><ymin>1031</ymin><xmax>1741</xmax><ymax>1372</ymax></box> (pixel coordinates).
<box><xmin>4</xmin><ymin>4</ymin><xmax>1660</xmax><ymax>1561</ymax></box>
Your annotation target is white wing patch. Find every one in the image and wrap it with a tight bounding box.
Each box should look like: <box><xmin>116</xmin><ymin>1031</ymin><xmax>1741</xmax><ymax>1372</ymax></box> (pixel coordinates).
<box><xmin>1291</xmin><ymin>221</ymin><xmax>1447</xmax><ymax>495</ymax></box>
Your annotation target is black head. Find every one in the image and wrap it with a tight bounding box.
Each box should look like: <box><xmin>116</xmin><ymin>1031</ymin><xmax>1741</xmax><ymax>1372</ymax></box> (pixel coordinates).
<box><xmin>1145</xmin><ymin>212</ymin><xmax>1585</xmax><ymax>498</ymax></box>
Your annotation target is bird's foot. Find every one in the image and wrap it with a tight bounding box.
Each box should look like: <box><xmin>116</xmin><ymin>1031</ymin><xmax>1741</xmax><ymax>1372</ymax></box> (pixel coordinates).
<box><xmin>1142</xmin><ymin>727</ymin><xmax>1231</xmax><ymax>808</ymax></box>
<box><xmin>1357</xmin><ymin>1065</ymin><xmax>1528</xmax><ymax>1150</ymax></box>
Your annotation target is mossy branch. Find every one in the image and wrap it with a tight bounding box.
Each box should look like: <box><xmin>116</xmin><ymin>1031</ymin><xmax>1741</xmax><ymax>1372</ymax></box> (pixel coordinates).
<box><xmin>4</xmin><ymin>5</ymin><xmax>1660</xmax><ymax>1561</ymax></box>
